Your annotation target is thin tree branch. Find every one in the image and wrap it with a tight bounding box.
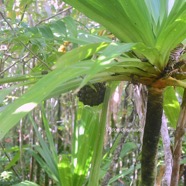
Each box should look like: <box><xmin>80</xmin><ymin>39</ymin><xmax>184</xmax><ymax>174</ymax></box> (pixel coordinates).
<box><xmin>0</xmin><ymin>11</ymin><xmax>52</xmax><ymax>71</ymax></box>
<box><xmin>0</xmin><ymin>53</ymin><xmax>29</xmax><ymax>76</ymax></box>
<box><xmin>35</xmin><ymin>7</ymin><xmax>72</xmax><ymax>26</ymax></box>
<box><xmin>18</xmin><ymin>4</ymin><xmax>28</xmax><ymax>26</ymax></box>
<box><xmin>171</xmin><ymin>89</ymin><xmax>186</xmax><ymax>186</ymax></box>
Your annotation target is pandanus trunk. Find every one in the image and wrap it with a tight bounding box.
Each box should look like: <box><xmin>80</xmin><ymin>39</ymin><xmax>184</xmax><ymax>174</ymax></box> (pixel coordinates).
<box><xmin>141</xmin><ymin>87</ymin><xmax>164</xmax><ymax>186</ymax></box>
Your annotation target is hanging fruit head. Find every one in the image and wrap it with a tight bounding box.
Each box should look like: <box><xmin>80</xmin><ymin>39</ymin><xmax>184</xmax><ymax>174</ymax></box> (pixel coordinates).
<box><xmin>77</xmin><ymin>83</ymin><xmax>106</xmax><ymax>106</ymax></box>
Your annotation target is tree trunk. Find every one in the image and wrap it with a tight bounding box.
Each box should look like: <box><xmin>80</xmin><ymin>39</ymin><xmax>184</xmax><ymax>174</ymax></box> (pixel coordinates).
<box><xmin>161</xmin><ymin>113</ymin><xmax>172</xmax><ymax>186</ymax></box>
<box><xmin>141</xmin><ymin>87</ymin><xmax>164</xmax><ymax>186</ymax></box>
<box><xmin>171</xmin><ymin>89</ymin><xmax>186</xmax><ymax>186</ymax></box>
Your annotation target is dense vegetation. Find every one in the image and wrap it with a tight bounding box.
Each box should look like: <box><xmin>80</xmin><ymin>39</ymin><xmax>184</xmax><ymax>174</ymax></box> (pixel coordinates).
<box><xmin>1</xmin><ymin>0</ymin><xmax>186</xmax><ymax>186</ymax></box>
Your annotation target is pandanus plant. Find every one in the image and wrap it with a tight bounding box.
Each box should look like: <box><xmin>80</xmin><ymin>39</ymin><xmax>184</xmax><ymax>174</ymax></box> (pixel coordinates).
<box><xmin>62</xmin><ymin>0</ymin><xmax>186</xmax><ymax>185</ymax></box>
<box><xmin>1</xmin><ymin>0</ymin><xmax>186</xmax><ymax>185</ymax></box>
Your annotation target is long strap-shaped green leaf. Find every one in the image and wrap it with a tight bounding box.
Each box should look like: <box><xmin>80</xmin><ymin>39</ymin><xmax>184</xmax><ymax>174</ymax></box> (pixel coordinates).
<box><xmin>0</xmin><ymin>43</ymin><xmax>107</xmax><ymax>140</ymax></box>
<box><xmin>64</xmin><ymin>0</ymin><xmax>186</xmax><ymax>70</ymax></box>
<box><xmin>88</xmin><ymin>83</ymin><xmax>117</xmax><ymax>186</ymax></box>
<box><xmin>64</xmin><ymin>0</ymin><xmax>155</xmax><ymax>46</ymax></box>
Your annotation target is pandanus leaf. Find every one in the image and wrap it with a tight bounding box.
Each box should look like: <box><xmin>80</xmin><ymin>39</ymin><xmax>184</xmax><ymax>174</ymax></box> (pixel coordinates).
<box><xmin>64</xmin><ymin>0</ymin><xmax>186</xmax><ymax>70</ymax></box>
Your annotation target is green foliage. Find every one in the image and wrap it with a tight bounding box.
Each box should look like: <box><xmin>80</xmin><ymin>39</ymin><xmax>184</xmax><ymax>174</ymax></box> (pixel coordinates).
<box><xmin>1</xmin><ymin>0</ymin><xmax>186</xmax><ymax>185</ymax></box>
<box><xmin>4</xmin><ymin>151</ymin><xmax>20</xmax><ymax>170</ymax></box>
<box><xmin>28</xmin><ymin>103</ymin><xmax>108</xmax><ymax>186</ymax></box>
<box><xmin>29</xmin><ymin>113</ymin><xmax>59</xmax><ymax>183</ymax></box>
<box><xmin>0</xmin><ymin>41</ymin><xmax>148</xmax><ymax>140</ymax></box>
<box><xmin>0</xmin><ymin>42</ymin><xmax>108</xmax><ymax>140</ymax></box>
<box><xmin>13</xmin><ymin>180</ymin><xmax>40</xmax><ymax>186</ymax></box>
<box><xmin>108</xmin><ymin>164</ymin><xmax>141</xmax><ymax>185</ymax></box>
<box><xmin>64</xmin><ymin>0</ymin><xmax>186</xmax><ymax>70</ymax></box>
<box><xmin>1</xmin><ymin>1</ymin><xmax>186</xmax><ymax>141</ymax></box>
<box><xmin>101</xmin><ymin>139</ymin><xmax>138</xmax><ymax>185</ymax></box>
<box><xmin>164</xmin><ymin>87</ymin><xmax>181</xmax><ymax>128</ymax></box>
<box><xmin>87</xmin><ymin>84</ymin><xmax>115</xmax><ymax>186</ymax></box>
<box><xmin>72</xmin><ymin>106</ymin><xmax>100</xmax><ymax>186</ymax></box>
<box><xmin>64</xmin><ymin>0</ymin><xmax>155</xmax><ymax>46</ymax></box>
<box><xmin>0</xmin><ymin>171</ymin><xmax>20</xmax><ymax>186</ymax></box>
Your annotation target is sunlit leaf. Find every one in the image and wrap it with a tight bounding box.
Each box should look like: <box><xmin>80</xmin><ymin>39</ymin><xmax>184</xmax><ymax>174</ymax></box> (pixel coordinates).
<box><xmin>66</xmin><ymin>31</ymin><xmax>112</xmax><ymax>45</ymax></box>
<box><xmin>64</xmin><ymin>0</ymin><xmax>155</xmax><ymax>46</ymax></box>
<box><xmin>72</xmin><ymin>106</ymin><xmax>99</xmax><ymax>185</ymax></box>
<box><xmin>64</xmin><ymin>0</ymin><xmax>186</xmax><ymax>70</ymax></box>
<box><xmin>164</xmin><ymin>86</ymin><xmax>180</xmax><ymax>128</ymax></box>
<box><xmin>58</xmin><ymin>155</ymin><xmax>72</xmax><ymax>186</ymax></box>
<box><xmin>0</xmin><ymin>43</ymin><xmax>108</xmax><ymax>140</ymax></box>
<box><xmin>13</xmin><ymin>181</ymin><xmax>39</xmax><ymax>186</ymax></box>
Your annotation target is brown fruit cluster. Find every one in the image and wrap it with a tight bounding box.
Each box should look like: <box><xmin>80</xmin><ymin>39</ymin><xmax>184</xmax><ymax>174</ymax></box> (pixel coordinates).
<box><xmin>77</xmin><ymin>83</ymin><xmax>106</xmax><ymax>106</ymax></box>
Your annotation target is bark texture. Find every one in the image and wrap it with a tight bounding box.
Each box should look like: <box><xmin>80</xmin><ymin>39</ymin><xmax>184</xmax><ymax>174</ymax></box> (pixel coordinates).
<box><xmin>161</xmin><ymin>113</ymin><xmax>172</xmax><ymax>186</ymax></box>
<box><xmin>171</xmin><ymin>89</ymin><xmax>186</xmax><ymax>186</ymax></box>
<box><xmin>141</xmin><ymin>87</ymin><xmax>164</xmax><ymax>186</ymax></box>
